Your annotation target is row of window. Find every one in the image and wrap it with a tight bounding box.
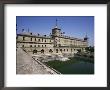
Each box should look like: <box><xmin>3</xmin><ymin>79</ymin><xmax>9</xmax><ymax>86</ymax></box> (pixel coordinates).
<box><xmin>23</xmin><ymin>37</ymin><xmax>51</xmax><ymax>42</ymax></box>
<box><xmin>22</xmin><ymin>45</ymin><xmax>79</xmax><ymax>51</ymax></box>
<box><xmin>56</xmin><ymin>49</ymin><xmax>73</xmax><ymax>52</ymax></box>
<box><xmin>33</xmin><ymin>49</ymin><xmax>75</xmax><ymax>53</ymax></box>
<box><xmin>22</xmin><ymin>37</ymin><xmax>86</xmax><ymax>44</ymax></box>
<box><xmin>22</xmin><ymin>44</ymin><xmax>86</xmax><ymax>49</ymax></box>
<box><xmin>21</xmin><ymin>37</ymin><xmax>86</xmax><ymax>46</ymax></box>
<box><xmin>22</xmin><ymin>45</ymin><xmax>47</xmax><ymax>47</ymax></box>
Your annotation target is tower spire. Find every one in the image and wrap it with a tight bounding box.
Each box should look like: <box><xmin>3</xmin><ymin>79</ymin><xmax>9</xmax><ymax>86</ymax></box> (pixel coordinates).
<box><xmin>55</xmin><ymin>19</ymin><xmax>58</xmax><ymax>28</ymax></box>
<box><xmin>86</xmin><ymin>32</ymin><xmax>87</xmax><ymax>37</ymax></box>
<box><xmin>56</xmin><ymin>19</ymin><xmax>58</xmax><ymax>26</ymax></box>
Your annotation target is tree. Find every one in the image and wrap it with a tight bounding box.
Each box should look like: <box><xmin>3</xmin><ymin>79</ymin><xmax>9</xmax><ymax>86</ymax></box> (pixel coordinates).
<box><xmin>85</xmin><ymin>46</ymin><xmax>94</xmax><ymax>52</ymax></box>
<box><xmin>77</xmin><ymin>49</ymin><xmax>81</xmax><ymax>53</ymax></box>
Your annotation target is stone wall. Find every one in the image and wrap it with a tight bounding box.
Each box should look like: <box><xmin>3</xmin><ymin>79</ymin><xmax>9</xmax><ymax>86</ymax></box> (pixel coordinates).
<box><xmin>17</xmin><ymin>33</ymin><xmax>87</xmax><ymax>55</ymax></box>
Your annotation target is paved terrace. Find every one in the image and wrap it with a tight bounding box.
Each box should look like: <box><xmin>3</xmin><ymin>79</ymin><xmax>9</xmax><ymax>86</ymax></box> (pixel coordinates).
<box><xmin>16</xmin><ymin>47</ymin><xmax>59</xmax><ymax>74</ymax></box>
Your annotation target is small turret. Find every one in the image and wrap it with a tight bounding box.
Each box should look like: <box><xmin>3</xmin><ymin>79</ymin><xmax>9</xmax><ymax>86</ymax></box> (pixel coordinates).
<box><xmin>51</xmin><ymin>19</ymin><xmax>61</xmax><ymax>47</ymax></box>
<box><xmin>84</xmin><ymin>34</ymin><xmax>88</xmax><ymax>41</ymax></box>
<box><xmin>84</xmin><ymin>33</ymin><xmax>88</xmax><ymax>47</ymax></box>
<box><xmin>52</xmin><ymin>19</ymin><xmax>61</xmax><ymax>37</ymax></box>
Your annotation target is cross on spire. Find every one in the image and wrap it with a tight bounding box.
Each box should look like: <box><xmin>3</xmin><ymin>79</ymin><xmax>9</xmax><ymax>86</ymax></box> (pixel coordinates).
<box><xmin>85</xmin><ymin>32</ymin><xmax>88</xmax><ymax>38</ymax></box>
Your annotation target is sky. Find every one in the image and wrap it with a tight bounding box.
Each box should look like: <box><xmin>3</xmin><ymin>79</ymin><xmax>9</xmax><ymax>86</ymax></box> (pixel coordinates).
<box><xmin>16</xmin><ymin>16</ymin><xmax>94</xmax><ymax>46</ymax></box>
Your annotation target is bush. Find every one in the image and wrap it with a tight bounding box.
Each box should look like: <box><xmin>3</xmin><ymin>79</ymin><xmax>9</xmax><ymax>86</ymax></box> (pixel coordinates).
<box><xmin>90</xmin><ymin>55</ymin><xmax>94</xmax><ymax>58</ymax></box>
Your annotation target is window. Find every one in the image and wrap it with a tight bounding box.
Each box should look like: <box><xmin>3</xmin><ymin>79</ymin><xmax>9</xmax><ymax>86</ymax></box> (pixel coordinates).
<box><xmin>50</xmin><ymin>40</ymin><xmax>51</xmax><ymax>42</ymax></box>
<box><xmin>23</xmin><ymin>37</ymin><xmax>25</xmax><ymax>41</ymax></box>
<box><xmin>41</xmin><ymin>49</ymin><xmax>44</xmax><ymax>54</ymax></box>
<box><xmin>16</xmin><ymin>36</ymin><xmax>18</xmax><ymax>39</ymax></box>
<box><xmin>45</xmin><ymin>39</ymin><xmax>46</xmax><ymax>42</ymax></box>
<box><xmin>71</xmin><ymin>49</ymin><xmax>72</xmax><ymax>52</ymax></box>
<box><xmin>30</xmin><ymin>45</ymin><xmax>32</xmax><ymax>47</ymax></box>
<box><xmin>38</xmin><ymin>39</ymin><xmax>40</xmax><ymax>42</ymax></box>
<box><xmin>45</xmin><ymin>45</ymin><xmax>46</xmax><ymax>47</ymax></box>
<box><xmin>49</xmin><ymin>49</ymin><xmax>53</xmax><ymax>53</ymax></box>
<box><xmin>42</xmin><ymin>45</ymin><xmax>43</xmax><ymax>47</ymax></box>
<box><xmin>38</xmin><ymin>45</ymin><xmax>40</xmax><ymax>47</ymax></box>
<box><xmin>35</xmin><ymin>38</ymin><xmax>36</xmax><ymax>41</ymax></box>
<box><xmin>56</xmin><ymin>49</ymin><xmax>58</xmax><ymax>53</ymax></box>
<box><xmin>60</xmin><ymin>49</ymin><xmax>62</xmax><ymax>52</ymax></box>
<box><xmin>33</xmin><ymin>50</ymin><xmax>37</xmax><ymax>54</ymax></box>
<box><xmin>34</xmin><ymin>45</ymin><xmax>36</xmax><ymax>47</ymax></box>
<box><xmin>42</xmin><ymin>38</ymin><xmax>43</xmax><ymax>42</ymax></box>
<box><xmin>22</xmin><ymin>45</ymin><xmax>24</xmax><ymax>47</ymax></box>
<box><xmin>67</xmin><ymin>49</ymin><xmax>68</xmax><ymax>51</ymax></box>
<box><xmin>64</xmin><ymin>49</ymin><xmax>65</xmax><ymax>51</ymax></box>
<box><xmin>31</xmin><ymin>37</ymin><xmax>32</xmax><ymax>41</ymax></box>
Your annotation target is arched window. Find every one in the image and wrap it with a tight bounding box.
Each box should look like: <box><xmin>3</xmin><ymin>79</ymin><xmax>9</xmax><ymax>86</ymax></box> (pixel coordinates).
<box><xmin>56</xmin><ymin>49</ymin><xmax>58</xmax><ymax>53</ymax></box>
<box><xmin>38</xmin><ymin>45</ymin><xmax>40</xmax><ymax>47</ymax></box>
<box><xmin>30</xmin><ymin>45</ymin><xmax>32</xmax><ymax>47</ymax></box>
<box><xmin>64</xmin><ymin>49</ymin><xmax>65</xmax><ymax>51</ymax></box>
<box><xmin>23</xmin><ymin>37</ymin><xmax>25</xmax><ymax>41</ymax></box>
<box><xmin>45</xmin><ymin>45</ymin><xmax>46</xmax><ymax>47</ymax></box>
<box><xmin>49</xmin><ymin>49</ymin><xmax>53</xmax><ymax>53</ymax></box>
<box><xmin>41</xmin><ymin>49</ymin><xmax>44</xmax><ymax>54</ymax></box>
<box><xmin>31</xmin><ymin>37</ymin><xmax>32</xmax><ymax>41</ymax></box>
<box><xmin>33</xmin><ymin>50</ymin><xmax>37</xmax><ymax>54</ymax></box>
<box><xmin>60</xmin><ymin>49</ymin><xmax>62</xmax><ymax>52</ymax></box>
<box><xmin>22</xmin><ymin>45</ymin><xmax>24</xmax><ymax>47</ymax></box>
<box><xmin>42</xmin><ymin>45</ymin><xmax>43</xmax><ymax>47</ymax></box>
<box><xmin>16</xmin><ymin>36</ymin><xmax>18</xmax><ymax>39</ymax></box>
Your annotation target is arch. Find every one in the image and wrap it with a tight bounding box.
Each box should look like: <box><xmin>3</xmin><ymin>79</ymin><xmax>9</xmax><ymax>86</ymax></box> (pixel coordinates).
<box><xmin>22</xmin><ymin>45</ymin><xmax>24</xmax><ymax>47</ymax></box>
<box><xmin>41</xmin><ymin>49</ymin><xmax>44</xmax><ymax>54</ymax></box>
<box><xmin>23</xmin><ymin>36</ymin><xmax>25</xmax><ymax>41</ymax></box>
<box><xmin>56</xmin><ymin>49</ymin><xmax>58</xmax><ymax>53</ymax></box>
<box><xmin>33</xmin><ymin>50</ymin><xmax>37</xmax><ymax>54</ymax></box>
<box><xmin>60</xmin><ymin>49</ymin><xmax>62</xmax><ymax>53</ymax></box>
<box><xmin>64</xmin><ymin>49</ymin><xmax>65</xmax><ymax>51</ymax></box>
<box><xmin>67</xmin><ymin>49</ymin><xmax>68</xmax><ymax>51</ymax></box>
<box><xmin>49</xmin><ymin>49</ymin><xmax>53</xmax><ymax>53</ymax></box>
<box><xmin>71</xmin><ymin>49</ymin><xmax>72</xmax><ymax>52</ymax></box>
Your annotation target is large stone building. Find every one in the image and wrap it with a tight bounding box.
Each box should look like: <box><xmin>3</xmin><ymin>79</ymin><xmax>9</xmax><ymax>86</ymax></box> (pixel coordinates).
<box><xmin>16</xmin><ymin>20</ymin><xmax>88</xmax><ymax>55</ymax></box>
